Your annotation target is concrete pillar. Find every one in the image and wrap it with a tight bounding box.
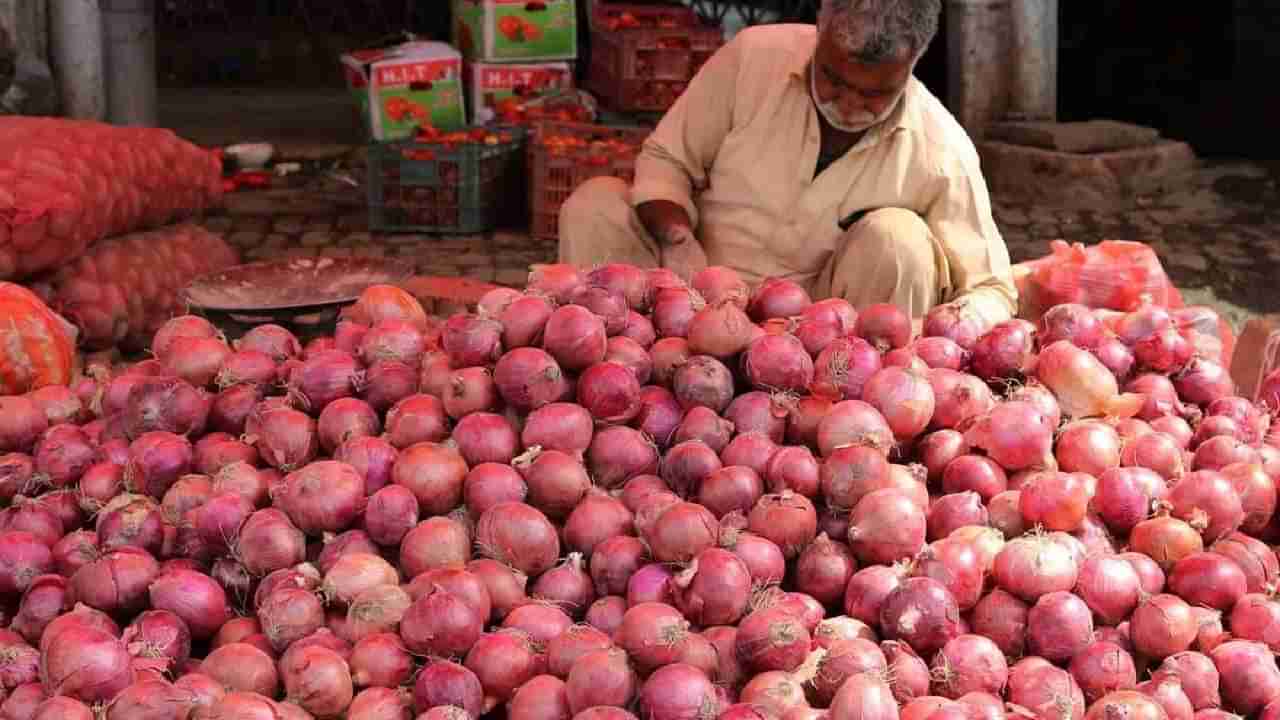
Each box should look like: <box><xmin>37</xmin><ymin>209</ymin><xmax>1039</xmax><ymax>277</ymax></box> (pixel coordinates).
<box><xmin>1006</xmin><ymin>0</ymin><xmax>1057</xmax><ymax>121</ymax></box>
<box><xmin>50</xmin><ymin>0</ymin><xmax>107</xmax><ymax>120</ymax></box>
<box><xmin>0</xmin><ymin>0</ymin><xmax>55</xmax><ymax>115</ymax></box>
<box><xmin>945</xmin><ymin>0</ymin><xmax>1011</xmax><ymax>140</ymax></box>
<box><xmin>0</xmin><ymin>0</ymin><xmax>48</xmax><ymax>61</ymax></box>
<box><xmin>103</xmin><ymin>0</ymin><xmax>156</xmax><ymax>126</ymax></box>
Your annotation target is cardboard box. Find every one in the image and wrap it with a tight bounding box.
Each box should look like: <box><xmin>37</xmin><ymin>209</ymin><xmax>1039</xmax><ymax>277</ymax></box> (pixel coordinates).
<box><xmin>1230</xmin><ymin>314</ymin><xmax>1280</xmax><ymax>402</ymax></box>
<box><xmin>452</xmin><ymin>0</ymin><xmax>578</xmax><ymax>62</ymax></box>
<box><xmin>466</xmin><ymin>61</ymin><xmax>574</xmax><ymax>124</ymax></box>
<box><xmin>342</xmin><ymin>41</ymin><xmax>467</xmax><ymax>140</ymax></box>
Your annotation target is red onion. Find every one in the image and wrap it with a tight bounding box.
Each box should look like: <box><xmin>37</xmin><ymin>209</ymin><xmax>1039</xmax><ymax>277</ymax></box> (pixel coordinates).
<box><xmin>246</xmin><ymin>405</ymin><xmax>316</xmax><ymax>473</ymax></box>
<box><xmin>650</xmin><ymin>339</ymin><xmax>692</xmax><ymax>391</ymax></box>
<box><xmin>813</xmin><ymin>337</ymin><xmax>883</xmax><ymax>401</ymax></box>
<box><xmin>475</xmin><ymin>502</ymin><xmax>559</xmax><ymax>577</ymax></box>
<box><xmin>522</xmin><ymin>402</ymin><xmax>593</xmax><ymax>456</ymax></box>
<box><xmin>563</xmin><ymin>647</ymin><xmax>637</xmax><ymax>713</ymax></box>
<box><xmin>1027</xmin><ymin>590</ymin><xmax>1095</xmax><ymax>663</ymax></box>
<box><xmin>967</xmin><ymin>588</ymin><xmax>1028</xmax><ymax>659</ymax></box>
<box><xmin>848</xmin><ymin>488</ymin><xmax>925</xmax><ymax>566</ymax></box>
<box><xmin>616</xmin><ymin>602</ymin><xmax>692</xmax><ymax>675</ymax></box>
<box><xmin>671</xmin><ymin>355</ymin><xmax>735</xmax><ymax>414</ymax></box>
<box><xmin>1019</xmin><ymin>471</ymin><xmax>1090</xmax><ymax>532</ymax></box>
<box><xmin>359</xmin><ymin>485</ymin><xmax>418</xmax><ymax>548</ymax></box>
<box><xmin>740</xmin><ymin>334</ymin><xmax>815</xmax><ymax>394</ymax></box>
<box><xmin>0</xmin><ymin>400</ymin><xmax>45</xmax><ymax>456</ymax></box>
<box><xmin>744</xmin><ymin>277</ymin><xmax>808</xmax><ymax>320</ymax></box>
<box><xmin>1151</xmin><ymin>653</ymin><xmax>1220</xmax><ymax>712</ymax></box>
<box><xmin>399</xmin><ymin>517</ymin><xmax>471</xmax><ymax>579</ymax></box>
<box><xmin>930</xmin><ymin>634</ymin><xmax>1007</xmax><ymax>700</ymax></box>
<box><xmin>878</xmin><ymin>576</ymin><xmax>961</xmax><ymax>656</ymax></box>
<box><xmin>1070</xmin><ymin>641</ymin><xmax>1138</xmax><ymax>703</ymax></box>
<box><xmin>122</xmin><ymin>430</ymin><xmax>194</xmax><ymax>500</ymax></box>
<box><xmin>542</xmin><ymin>305</ymin><xmax>607</xmax><ymax>372</ymax></box>
<box><xmin>563</xmin><ymin>492</ymin><xmax>634</xmax><ymax>557</ymax></box>
<box><xmin>39</xmin><ymin>625</ymin><xmax>131</xmax><ymax>703</ymax></box>
<box><xmin>464</xmin><ymin>629</ymin><xmax>542</xmax><ymax>706</ymax></box>
<box><xmin>1076</xmin><ymin>554</ymin><xmax>1142</xmax><ymax>625</ymax></box>
<box><xmin>1130</xmin><ymin>593</ymin><xmax>1198</xmax><ymax>659</ymax></box>
<box><xmin>332</xmin><ymin>436</ymin><xmax>398</xmax><ymax>496</ymax></box>
<box><xmin>274</xmin><ymin>459</ymin><xmax>366</xmax><ymax>534</ymax></box>
<box><xmin>673</xmin><ymin>407</ymin><xmax>734</xmax><ymax>455</ymax></box>
<box><xmin>1212</xmin><ymin>531</ymin><xmax>1279</xmax><ymax>594</ymax></box>
<box><xmin>414</xmin><ymin>659</ymin><xmax>481</xmax><ymax>716</ymax></box>
<box><xmin>863</xmin><ymin>366</ymin><xmax>936</xmax><ymax>442</ymax></box>
<box><xmin>577</xmin><ymin>362</ymin><xmax>642</xmax><ymax>425</ymax></box>
<box><xmin>588</xmin><ymin>427</ymin><xmax>659</xmax><ymax>490</ymax></box>
<box><xmin>511</xmin><ymin>448</ymin><xmax>588</xmax><ymax>522</ymax></box>
<box><xmin>314</xmin><ymin>398</ymin><xmax>380</xmax><ymax>455</ymax></box>
<box><xmin>724</xmin><ymin>392</ymin><xmax>787</xmax><ymax>443</ymax></box>
<box><xmin>964</xmin><ymin>401</ymin><xmax>1054</xmax><ymax>471</ymax></box>
<box><xmin>1211</xmin><ymin>640</ymin><xmax>1280</xmax><ymax>716</ymax></box>
<box><xmin>1169</xmin><ymin>551</ymin><xmax>1247</xmax><ymax>611</ymax></box>
<box><xmin>383</xmin><ymin>394</ymin><xmax>448</xmax><ymax>449</ymax></box>
<box><xmin>789</xmin><ymin>536</ymin><xmax>856</xmax><ymax>611</ymax></box>
<box><xmin>494</xmin><ymin>348</ymin><xmax>568</xmax><ymax>413</ymax></box>
<box><xmin>969</xmin><ymin>320</ymin><xmax>1034</xmax><ymax>382</ymax></box>
<box><xmin>911</xmin><ymin>537</ymin><xmax>983</xmax><ymax>612</ymax></box>
<box><xmin>734</xmin><ymin>606</ymin><xmax>810</xmax><ymax>673</ymax></box>
<box><xmin>1168</xmin><ymin>470</ymin><xmax>1244</xmax><ymax>543</ymax></box>
<box><xmin>922</xmin><ymin>371</ymin><xmax>992</xmax><ymax>435</ymax></box>
<box><xmin>927</xmin><ymin>492</ymin><xmax>988</xmax><ymax>542</ymax></box>
<box><xmin>528</xmin><ymin>264</ymin><xmax>584</xmax><ymax>304</ymax></box>
<box><xmin>817</xmin><ymin>401</ymin><xmax>894</xmax><ymax>458</ymax></box>
<box><xmin>993</xmin><ymin>533</ymin><xmax>1079</xmax><ymax>601</ymax></box>
<box><xmin>496</xmin><ymin>295</ymin><xmax>553</xmax><ymax>351</ymax></box>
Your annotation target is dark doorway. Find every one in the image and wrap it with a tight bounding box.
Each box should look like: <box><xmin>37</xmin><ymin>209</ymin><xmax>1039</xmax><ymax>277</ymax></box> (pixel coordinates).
<box><xmin>1058</xmin><ymin>2</ymin><xmax>1270</xmax><ymax>158</ymax></box>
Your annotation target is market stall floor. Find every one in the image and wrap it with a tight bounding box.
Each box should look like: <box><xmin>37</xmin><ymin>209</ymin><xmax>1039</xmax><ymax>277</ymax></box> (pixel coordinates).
<box><xmin>200</xmin><ymin>156</ymin><xmax>1280</xmax><ymax>329</ymax></box>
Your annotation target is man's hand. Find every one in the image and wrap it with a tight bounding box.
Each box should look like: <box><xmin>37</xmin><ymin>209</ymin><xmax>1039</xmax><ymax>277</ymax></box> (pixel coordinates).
<box><xmin>659</xmin><ymin>226</ymin><xmax>708</xmax><ymax>284</ymax></box>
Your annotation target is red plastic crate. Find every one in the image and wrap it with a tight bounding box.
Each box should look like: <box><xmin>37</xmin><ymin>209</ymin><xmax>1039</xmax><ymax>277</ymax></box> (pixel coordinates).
<box><xmin>586</xmin><ymin>4</ymin><xmax>723</xmax><ymax>113</ymax></box>
<box><xmin>528</xmin><ymin>121</ymin><xmax>651</xmax><ymax>240</ymax></box>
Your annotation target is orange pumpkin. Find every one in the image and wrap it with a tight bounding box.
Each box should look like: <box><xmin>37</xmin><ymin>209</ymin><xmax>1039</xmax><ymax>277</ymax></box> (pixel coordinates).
<box><xmin>0</xmin><ymin>282</ymin><xmax>77</xmax><ymax>394</ymax></box>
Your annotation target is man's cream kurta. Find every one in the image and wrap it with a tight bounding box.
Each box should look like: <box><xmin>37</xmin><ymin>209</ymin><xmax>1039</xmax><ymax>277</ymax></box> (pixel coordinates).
<box><xmin>608</xmin><ymin>23</ymin><xmax>1016</xmax><ymax>325</ymax></box>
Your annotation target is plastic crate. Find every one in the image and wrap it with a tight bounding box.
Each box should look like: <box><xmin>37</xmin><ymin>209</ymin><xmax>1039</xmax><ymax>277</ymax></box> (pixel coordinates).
<box><xmin>528</xmin><ymin>121</ymin><xmax>650</xmax><ymax>240</ymax></box>
<box><xmin>586</xmin><ymin>4</ymin><xmax>723</xmax><ymax>112</ymax></box>
<box><xmin>367</xmin><ymin>126</ymin><xmax>525</xmax><ymax>234</ymax></box>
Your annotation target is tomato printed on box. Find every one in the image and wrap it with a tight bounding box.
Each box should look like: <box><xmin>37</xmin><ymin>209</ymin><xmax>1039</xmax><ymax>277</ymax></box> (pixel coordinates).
<box><xmin>341</xmin><ymin>41</ymin><xmax>467</xmax><ymax>141</ymax></box>
<box><xmin>452</xmin><ymin>0</ymin><xmax>577</xmax><ymax>62</ymax></box>
<box><xmin>466</xmin><ymin>61</ymin><xmax>573</xmax><ymax>124</ymax></box>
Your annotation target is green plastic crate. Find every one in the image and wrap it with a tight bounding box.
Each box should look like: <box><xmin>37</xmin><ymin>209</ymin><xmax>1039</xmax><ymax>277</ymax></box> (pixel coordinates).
<box><xmin>367</xmin><ymin>126</ymin><xmax>526</xmax><ymax>234</ymax></box>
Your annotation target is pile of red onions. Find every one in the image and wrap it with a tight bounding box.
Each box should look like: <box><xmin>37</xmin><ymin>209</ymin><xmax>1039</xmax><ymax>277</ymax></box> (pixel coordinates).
<box><xmin>0</xmin><ymin>268</ymin><xmax>1268</xmax><ymax>720</ymax></box>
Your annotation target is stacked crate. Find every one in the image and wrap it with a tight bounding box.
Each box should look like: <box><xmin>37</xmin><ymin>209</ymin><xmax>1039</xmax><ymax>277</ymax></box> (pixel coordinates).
<box><xmin>527</xmin><ymin>121</ymin><xmax>650</xmax><ymax>240</ymax></box>
<box><xmin>367</xmin><ymin>127</ymin><xmax>526</xmax><ymax>234</ymax></box>
<box><xmin>587</xmin><ymin>4</ymin><xmax>724</xmax><ymax>113</ymax></box>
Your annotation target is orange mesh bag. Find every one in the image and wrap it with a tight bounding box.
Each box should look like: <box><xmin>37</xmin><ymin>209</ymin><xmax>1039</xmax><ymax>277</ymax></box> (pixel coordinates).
<box><xmin>0</xmin><ymin>118</ymin><xmax>224</xmax><ymax>281</ymax></box>
<box><xmin>29</xmin><ymin>224</ymin><xmax>238</xmax><ymax>352</ymax></box>
<box><xmin>1021</xmin><ymin>240</ymin><xmax>1182</xmax><ymax>320</ymax></box>
<box><xmin>0</xmin><ymin>282</ymin><xmax>78</xmax><ymax>394</ymax></box>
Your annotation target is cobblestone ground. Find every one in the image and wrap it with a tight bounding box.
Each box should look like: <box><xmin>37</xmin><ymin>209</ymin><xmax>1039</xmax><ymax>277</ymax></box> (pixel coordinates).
<box><xmin>203</xmin><ymin>158</ymin><xmax>1280</xmax><ymax>326</ymax></box>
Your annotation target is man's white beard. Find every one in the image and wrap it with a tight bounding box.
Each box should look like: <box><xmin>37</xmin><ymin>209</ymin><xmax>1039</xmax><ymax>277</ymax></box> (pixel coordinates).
<box><xmin>810</xmin><ymin>67</ymin><xmax>901</xmax><ymax>134</ymax></box>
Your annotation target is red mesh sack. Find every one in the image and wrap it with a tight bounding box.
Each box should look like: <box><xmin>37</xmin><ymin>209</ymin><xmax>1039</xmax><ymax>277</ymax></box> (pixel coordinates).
<box><xmin>30</xmin><ymin>223</ymin><xmax>238</xmax><ymax>351</ymax></box>
<box><xmin>0</xmin><ymin>282</ymin><xmax>78</xmax><ymax>394</ymax></box>
<box><xmin>0</xmin><ymin>118</ymin><xmax>224</xmax><ymax>280</ymax></box>
<box><xmin>1021</xmin><ymin>240</ymin><xmax>1181</xmax><ymax>320</ymax></box>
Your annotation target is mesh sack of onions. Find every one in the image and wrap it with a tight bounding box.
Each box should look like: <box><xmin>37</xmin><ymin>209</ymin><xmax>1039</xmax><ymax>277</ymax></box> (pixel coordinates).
<box><xmin>29</xmin><ymin>223</ymin><xmax>239</xmax><ymax>351</ymax></box>
<box><xmin>0</xmin><ymin>117</ymin><xmax>224</xmax><ymax>281</ymax></box>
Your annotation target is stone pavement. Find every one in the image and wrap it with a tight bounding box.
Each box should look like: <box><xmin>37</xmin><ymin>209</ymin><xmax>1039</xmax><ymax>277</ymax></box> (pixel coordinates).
<box><xmin>201</xmin><ymin>158</ymin><xmax>1280</xmax><ymax>326</ymax></box>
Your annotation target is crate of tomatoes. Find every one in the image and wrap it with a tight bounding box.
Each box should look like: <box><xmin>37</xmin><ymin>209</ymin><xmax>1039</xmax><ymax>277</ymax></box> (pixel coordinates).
<box><xmin>367</xmin><ymin>125</ymin><xmax>525</xmax><ymax>234</ymax></box>
<box><xmin>528</xmin><ymin>120</ymin><xmax>650</xmax><ymax>240</ymax></box>
<box><xmin>586</xmin><ymin>4</ymin><xmax>723</xmax><ymax>112</ymax></box>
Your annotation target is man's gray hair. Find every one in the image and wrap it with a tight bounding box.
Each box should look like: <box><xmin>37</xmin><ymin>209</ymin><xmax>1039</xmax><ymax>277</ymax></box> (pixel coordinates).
<box><xmin>818</xmin><ymin>0</ymin><xmax>941</xmax><ymax>64</ymax></box>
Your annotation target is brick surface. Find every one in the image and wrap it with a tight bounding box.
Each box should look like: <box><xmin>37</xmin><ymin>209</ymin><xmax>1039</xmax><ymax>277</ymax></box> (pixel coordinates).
<box><xmin>300</xmin><ymin>231</ymin><xmax>334</xmax><ymax>248</ymax></box>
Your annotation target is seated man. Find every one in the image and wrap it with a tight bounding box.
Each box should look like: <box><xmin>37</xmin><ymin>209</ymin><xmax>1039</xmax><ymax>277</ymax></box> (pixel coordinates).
<box><xmin>558</xmin><ymin>0</ymin><xmax>1015</xmax><ymax>324</ymax></box>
